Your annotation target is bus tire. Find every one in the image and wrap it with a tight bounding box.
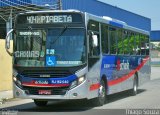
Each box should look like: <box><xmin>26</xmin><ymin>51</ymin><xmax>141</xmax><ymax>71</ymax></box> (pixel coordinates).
<box><xmin>92</xmin><ymin>80</ymin><xmax>106</xmax><ymax>106</ymax></box>
<box><xmin>130</xmin><ymin>74</ymin><xmax>138</xmax><ymax>96</ymax></box>
<box><xmin>34</xmin><ymin>99</ymin><xmax>48</xmax><ymax>107</ymax></box>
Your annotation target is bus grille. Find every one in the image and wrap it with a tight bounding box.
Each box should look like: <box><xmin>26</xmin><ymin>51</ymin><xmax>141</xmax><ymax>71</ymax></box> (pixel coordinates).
<box><xmin>23</xmin><ymin>86</ymin><xmax>69</xmax><ymax>95</ymax></box>
<box><xmin>21</xmin><ymin>70</ymin><xmax>72</xmax><ymax>78</ymax></box>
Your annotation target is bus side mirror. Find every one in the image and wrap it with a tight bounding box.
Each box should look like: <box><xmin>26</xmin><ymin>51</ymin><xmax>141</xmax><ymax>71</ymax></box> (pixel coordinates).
<box><xmin>89</xmin><ymin>31</ymin><xmax>98</xmax><ymax>48</ymax></box>
<box><xmin>92</xmin><ymin>34</ymin><xmax>98</xmax><ymax>47</ymax></box>
<box><xmin>5</xmin><ymin>29</ymin><xmax>14</xmax><ymax>56</ymax></box>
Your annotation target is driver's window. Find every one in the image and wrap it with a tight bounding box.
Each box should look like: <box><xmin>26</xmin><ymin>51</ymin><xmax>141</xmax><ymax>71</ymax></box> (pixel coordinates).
<box><xmin>89</xmin><ymin>32</ymin><xmax>100</xmax><ymax>56</ymax></box>
<box><xmin>88</xmin><ymin>20</ymin><xmax>100</xmax><ymax>57</ymax></box>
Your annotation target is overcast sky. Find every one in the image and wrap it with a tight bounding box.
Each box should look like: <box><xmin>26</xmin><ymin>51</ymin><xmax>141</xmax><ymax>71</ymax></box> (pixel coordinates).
<box><xmin>98</xmin><ymin>0</ymin><xmax>160</xmax><ymax>30</ymax></box>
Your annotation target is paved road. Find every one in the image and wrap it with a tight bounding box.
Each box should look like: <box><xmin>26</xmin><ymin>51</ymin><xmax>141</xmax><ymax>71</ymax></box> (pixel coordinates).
<box><xmin>0</xmin><ymin>67</ymin><xmax>160</xmax><ymax>115</ymax></box>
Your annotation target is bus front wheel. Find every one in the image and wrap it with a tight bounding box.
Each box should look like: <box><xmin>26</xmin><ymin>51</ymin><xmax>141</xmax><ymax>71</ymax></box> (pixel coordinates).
<box><xmin>91</xmin><ymin>80</ymin><xmax>106</xmax><ymax>106</ymax></box>
<box><xmin>34</xmin><ymin>99</ymin><xmax>48</xmax><ymax>107</ymax></box>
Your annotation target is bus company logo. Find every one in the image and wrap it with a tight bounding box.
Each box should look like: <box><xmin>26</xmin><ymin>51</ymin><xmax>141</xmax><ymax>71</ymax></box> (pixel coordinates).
<box><xmin>51</xmin><ymin>80</ymin><xmax>69</xmax><ymax>84</ymax></box>
<box><xmin>104</xmin><ymin>64</ymin><xmax>111</xmax><ymax>68</ymax></box>
<box><xmin>35</xmin><ymin>80</ymin><xmax>49</xmax><ymax>84</ymax></box>
<box><xmin>120</xmin><ymin>60</ymin><xmax>129</xmax><ymax>70</ymax></box>
<box><xmin>104</xmin><ymin>60</ymin><xmax>129</xmax><ymax>70</ymax></box>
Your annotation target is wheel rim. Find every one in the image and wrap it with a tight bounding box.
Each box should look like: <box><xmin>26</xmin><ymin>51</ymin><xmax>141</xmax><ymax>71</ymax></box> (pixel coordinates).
<box><xmin>133</xmin><ymin>79</ymin><xmax>137</xmax><ymax>93</ymax></box>
<box><xmin>98</xmin><ymin>84</ymin><xmax>105</xmax><ymax>103</ymax></box>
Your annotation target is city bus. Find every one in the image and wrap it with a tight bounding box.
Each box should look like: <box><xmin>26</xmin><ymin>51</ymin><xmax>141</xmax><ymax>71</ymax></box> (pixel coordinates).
<box><xmin>5</xmin><ymin>10</ymin><xmax>151</xmax><ymax>106</ymax></box>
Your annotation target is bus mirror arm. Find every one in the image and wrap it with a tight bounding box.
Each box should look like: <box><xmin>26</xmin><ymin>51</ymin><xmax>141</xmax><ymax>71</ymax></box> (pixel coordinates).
<box><xmin>5</xmin><ymin>29</ymin><xmax>14</xmax><ymax>56</ymax></box>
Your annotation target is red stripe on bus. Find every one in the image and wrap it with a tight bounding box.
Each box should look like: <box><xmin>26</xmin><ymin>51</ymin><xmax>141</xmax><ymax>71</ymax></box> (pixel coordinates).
<box><xmin>22</xmin><ymin>83</ymin><xmax>70</xmax><ymax>87</ymax></box>
<box><xmin>108</xmin><ymin>56</ymin><xmax>149</xmax><ymax>86</ymax></box>
<box><xmin>89</xmin><ymin>83</ymin><xmax>100</xmax><ymax>91</ymax></box>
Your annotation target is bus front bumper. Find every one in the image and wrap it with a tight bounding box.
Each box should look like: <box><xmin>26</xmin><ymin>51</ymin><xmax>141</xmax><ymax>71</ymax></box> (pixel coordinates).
<box><xmin>13</xmin><ymin>80</ymin><xmax>90</xmax><ymax>100</ymax></box>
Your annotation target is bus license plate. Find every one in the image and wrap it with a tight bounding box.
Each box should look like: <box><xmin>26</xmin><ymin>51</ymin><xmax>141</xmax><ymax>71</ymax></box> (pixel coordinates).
<box><xmin>38</xmin><ymin>90</ymin><xmax>51</xmax><ymax>95</ymax></box>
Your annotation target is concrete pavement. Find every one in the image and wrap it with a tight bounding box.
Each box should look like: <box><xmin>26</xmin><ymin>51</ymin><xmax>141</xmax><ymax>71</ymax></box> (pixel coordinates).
<box><xmin>0</xmin><ymin>90</ymin><xmax>13</xmax><ymax>104</ymax></box>
<box><xmin>0</xmin><ymin>66</ymin><xmax>159</xmax><ymax>104</ymax></box>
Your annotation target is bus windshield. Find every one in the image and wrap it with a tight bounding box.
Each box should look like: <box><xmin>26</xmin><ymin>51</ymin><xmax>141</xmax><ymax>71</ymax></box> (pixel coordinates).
<box><xmin>14</xmin><ymin>28</ymin><xmax>86</xmax><ymax>67</ymax></box>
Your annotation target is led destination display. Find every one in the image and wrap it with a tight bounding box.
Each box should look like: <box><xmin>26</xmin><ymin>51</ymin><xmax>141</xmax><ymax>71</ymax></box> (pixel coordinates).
<box><xmin>16</xmin><ymin>13</ymin><xmax>83</xmax><ymax>24</ymax></box>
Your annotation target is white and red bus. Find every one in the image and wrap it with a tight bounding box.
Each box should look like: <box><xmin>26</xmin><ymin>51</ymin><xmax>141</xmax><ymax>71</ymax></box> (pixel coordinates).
<box><xmin>5</xmin><ymin>10</ymin><xmax>150</xmax><ymax>106</ymax></box>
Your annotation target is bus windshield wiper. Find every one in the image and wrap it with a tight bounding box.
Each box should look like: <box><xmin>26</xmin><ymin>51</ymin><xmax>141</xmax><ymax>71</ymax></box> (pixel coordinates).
<box><xmin>50</xmin><ymin>26</ymin><xmax>68</xmax><ymax>46</ymax></box>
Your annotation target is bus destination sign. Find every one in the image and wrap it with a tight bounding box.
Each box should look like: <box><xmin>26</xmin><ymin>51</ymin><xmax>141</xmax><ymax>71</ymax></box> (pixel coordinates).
<box><xmin>17</xmin><ymin>13</ymin><xmax>83</xmax><ymax>24</ymax></box>
<box><xmin>27</xmin><ymin>15</ymin><xmax>72</xmax><ymax>24</ymax></box>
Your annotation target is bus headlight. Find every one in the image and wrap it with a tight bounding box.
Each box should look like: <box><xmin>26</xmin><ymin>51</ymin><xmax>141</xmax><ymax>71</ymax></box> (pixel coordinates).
<box><xmin>78</xmin><ymin>76</ymin><xmax>85</xmax><ymax>85</ymax></box>
<box><xmin>70</xmin><ymin>76</ymin><xmax>86</xmax><ymax>89</ymax></box>
<box><xmin>13</xmin><ymin>76</ymin><xmax>22</xmax><ymax>88</ymax></box>
<box><xmin>13</xmin><ymin>76</ymin><xmax>17</xmax><ymax>82</ymax></box>
<box><xmin>13</xmin><ymin>70</ymin><xmax>22</xmax><ymax>88</ymax></box>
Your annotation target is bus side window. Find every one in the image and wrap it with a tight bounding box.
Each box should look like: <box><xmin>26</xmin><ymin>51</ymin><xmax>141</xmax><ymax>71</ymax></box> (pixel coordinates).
<box><xmin>101</xmin><ymin>24</ymin><xmax>109</xmax><ymax>54</ymax></box>
<box><xmin>135</xmin><ymin>34</ymin><xmax>141</xmax><ymax>55</ymax></box>
<box><xmin>109</xmin><ymin>27</ymin><xmax>117</xmax><ymax>54</ymax></box>
<box><xmin>133</xmin><ymin>33</ymin><xmax>137</xmax><ymax>55</ymax></box>
<box><xmin>141</xmin><ymin>34</ymin><xmax>146</xmax><ymax>55</ymax></box>
<box><xmin>123</xmin><ymin>30</ymin><xmax>129</xmax><ymax>55</ymax></box>
<box><xmin>88</xmin><ymin>20</ymin><xmax>100</xmax><ymax>57</ymax></box>
<box><xmin>146</xmin><ymin>36</ymin><xmax>150</xmax><ymax>56</ymax></box>
<box><xmin>129</xmin><ymin>32</ymin><xmax>135</xmax><ymax>55</ymax></box>
<box><xmin>117</xmin><ymin>29</ymin><xmax>123</xmax><ymax>54</ymax></box>
<box><xmin>141</xmin><ymin>35</ymin><xmax>150</xmax><ymax>56</ymax></box>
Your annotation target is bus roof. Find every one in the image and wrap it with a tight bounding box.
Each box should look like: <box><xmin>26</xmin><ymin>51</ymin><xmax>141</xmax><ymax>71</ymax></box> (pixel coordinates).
<box><xmin>85</xmin><ymin>12</ymin><xmax>150</xmax><ymax>35</ymax></box>
<box><xmin>19</xmin><ymin>10</ymin><xmax>150</xmax><ymax>35</ymax></box>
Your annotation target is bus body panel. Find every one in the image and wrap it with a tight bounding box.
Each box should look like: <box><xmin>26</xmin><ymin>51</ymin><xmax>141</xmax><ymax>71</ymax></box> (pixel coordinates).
<box><xmin>85</xmin><ymin>59</ymin><xmax>102</xmax><ymax>99</ymax></box>
<box><xmin>100</xmin><ymin>55</ymin><xmax>150</xmax><ymax>95</ymax></box>
<box><xmin>13</xmin><ymin>79</ymin><xmax>89</xmax><ymax>99</ymax></box>
<box><xmin>10</xmin><ymin>10</ymin><xmax>151</xmax><ymax>102</ymax></box>
<box><xmin>137</xmin><ymin>56</ymin><xmax>151</xmax><ymax>86</ymax></box>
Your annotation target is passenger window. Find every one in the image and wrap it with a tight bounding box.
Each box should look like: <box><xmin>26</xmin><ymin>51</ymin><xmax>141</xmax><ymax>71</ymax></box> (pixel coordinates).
<box><xmin>123</xmin><ymin>31</ymin><xmax>129</xmax><ymax>54</ymax></box>
<box><xmin>101</xmin><ymin>24</ymin><xmax>109</xmax><ymax>54</ymax></box>
<box><xmin>141</xmin><ymin>35</ymin><xmax>149</xmax><ymax>55</ymax></box>
<box><xmin>117</xmin><ymin>29</ymin><xmax>123</xmax><ymax>54</ymax></box>
<box><xmin>146</xmin><ymin>36</ymin><xmax>150</xmax><ymax>56</ymax></box>
<box><xmin>109</xmin><ymin>27</ymin><xmax>117</xmax><ymax>54</ymax></box>
<box><xmin>135</xmin><ymin>34</ymin><xmax>141</xmax><ymax>55</ymax></box>
<box><xmin>129</xmin><ymin>32</ymin><xmax>135</xmax><ymax>55</ymax></box>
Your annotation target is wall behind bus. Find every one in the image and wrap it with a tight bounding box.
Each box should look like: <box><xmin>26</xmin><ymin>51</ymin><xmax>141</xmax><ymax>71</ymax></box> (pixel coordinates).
<box><xmin>62</xmin><ymin>0</ymin><xmax>151</xmax><ymax>32</ymax></box>
<box><xmin>151</xmin><ymin>31</ymin><xmax>160</xmax><ymax>41</ymax></box>
<box><xmin>0</xmin><ymin>39</ymin><xmax>13</xmax><ymax>91</ymax></box>
<box><xmin>0</xmin><ymin>0</ymin><xmax>151</xmax><ymax>35</ymax></box>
